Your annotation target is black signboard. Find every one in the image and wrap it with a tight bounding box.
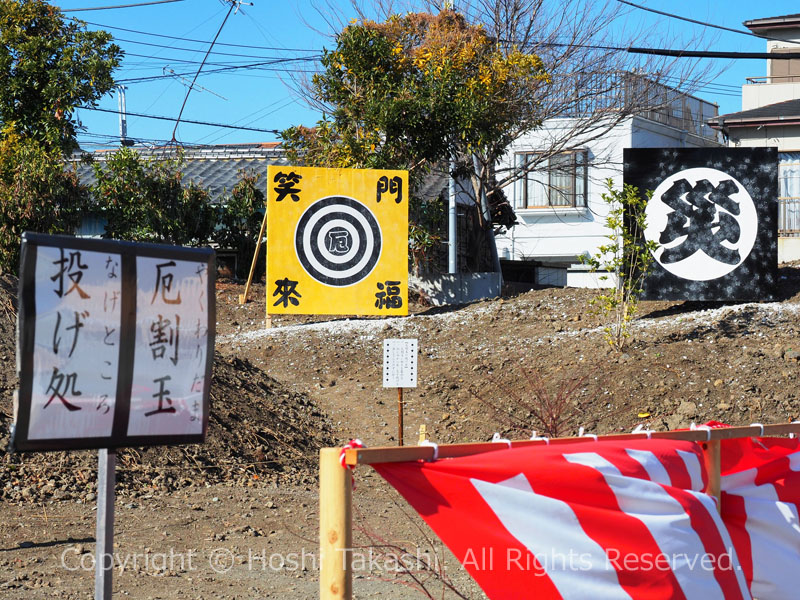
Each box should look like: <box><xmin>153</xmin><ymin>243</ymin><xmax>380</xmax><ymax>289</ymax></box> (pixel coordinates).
<box><xmin>624</xmin><ymin>147</ymin><xmax>778</xmax><ymax>301</ymax></box>
<box><xmin>12</xmin><ymin>233</ymin><xmax>215</xmax><ymax>452</ymax></box>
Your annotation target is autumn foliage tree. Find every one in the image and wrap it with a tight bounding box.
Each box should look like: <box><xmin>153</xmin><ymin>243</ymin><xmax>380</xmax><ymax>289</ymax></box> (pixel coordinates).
<box><xmin>281</xmin><ymin>10</ymin><xmax>549</xmax><ymax>270</ymax></box>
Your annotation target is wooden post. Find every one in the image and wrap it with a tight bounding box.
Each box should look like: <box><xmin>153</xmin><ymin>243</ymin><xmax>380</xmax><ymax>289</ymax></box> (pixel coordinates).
<box><xmin>319</xmin><ymin>448</ymin><xmax>352</xmax><ymax>600</ymax></box>
<box><xmin>238</xmin><ymin>208</ymin><xmax>268</xmax><ymax>305</ymax></box>
<box><xmin>701</xmin><ymin>439</ymin><xmax>721</xmax><ymax>512</ymax></box>
<box><xmin>397</xmin><ymin>388</ymin><xmax>404</xmax><ymax>446</ymax></box>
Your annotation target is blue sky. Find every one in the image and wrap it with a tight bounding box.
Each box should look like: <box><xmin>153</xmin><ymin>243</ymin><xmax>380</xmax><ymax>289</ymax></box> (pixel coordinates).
<box><xmin>51</xmin><ymin>0</ymin><xmax>800</xmax><ymax>149</ymax></box>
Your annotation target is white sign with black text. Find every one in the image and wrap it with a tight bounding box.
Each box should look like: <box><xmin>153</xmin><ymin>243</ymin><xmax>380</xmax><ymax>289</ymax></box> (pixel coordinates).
<box><xmin>382</xmin><ymin>338</ymin><xmax>418</xmax><ymax>388</ymax></box>
<box><xmin>12</xmin><ymin>233</ymin><xmax>215</xmax><ymax>452</ymax></box>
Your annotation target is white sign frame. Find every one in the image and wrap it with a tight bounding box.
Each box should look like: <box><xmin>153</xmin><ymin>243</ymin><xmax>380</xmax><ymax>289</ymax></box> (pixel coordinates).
<box><xmin>12</xmin><ymin>233</ymin><xmax>215</xmax><ymax>452</ymax></box>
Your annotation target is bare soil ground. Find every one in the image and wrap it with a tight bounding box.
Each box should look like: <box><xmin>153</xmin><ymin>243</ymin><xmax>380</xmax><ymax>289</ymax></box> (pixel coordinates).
<box><xmin>1</xmin><ymin>264</ymin><xmax>800</xmax><ymax>599</ymax></box>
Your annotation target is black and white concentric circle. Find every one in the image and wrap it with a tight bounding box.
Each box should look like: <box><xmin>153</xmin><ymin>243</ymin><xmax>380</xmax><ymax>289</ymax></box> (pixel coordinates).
<box><xmin>295</xmin><ymin>196</ymin><xmax>382</xmax><ymax>286</ymax></box>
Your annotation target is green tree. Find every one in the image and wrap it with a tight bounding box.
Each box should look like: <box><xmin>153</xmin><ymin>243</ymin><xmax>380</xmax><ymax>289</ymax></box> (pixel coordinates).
<box><xmin>92</xmin><ymin>148</ymin><xmax>216</xmax><ymax>247</ymax></box>
<box><xmin>0</xmin><ymin>131</ymin><xmax>88</xmax><ymax>273</ymax></box>
<box><xmin>281</xmin><ymin>10</ymin><xmax>549</xmax><ymax>271</ymax></box>
<box><xmin>0</xmin><ymin>0</ymin><xmax>122</xmax><ymax>155</ymax></box>
<box><xmin>213</xmin><ymin>171</ymin><xmax>266</xmax><ymax>279</ymax></box>
<box><xmin>582</xmin><ymin>181</ymin><xmax>658</xmax><ymax>351</ymax></box>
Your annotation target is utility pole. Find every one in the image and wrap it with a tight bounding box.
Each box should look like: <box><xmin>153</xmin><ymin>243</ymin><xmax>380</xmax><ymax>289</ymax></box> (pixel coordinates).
<box><xmin>117</xmin><ymin>85</ymin><xmax>133</xmax><ymax>147</ymax></box>
<box><xmin>448</xmin><ymin>161</ymin><xmax>457</xmax><ymax>274</ymax></box>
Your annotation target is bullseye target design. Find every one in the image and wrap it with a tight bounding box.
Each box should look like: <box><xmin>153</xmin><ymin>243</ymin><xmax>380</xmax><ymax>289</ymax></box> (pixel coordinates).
<box><xmin>295</xmin><ymin>197</ymin><xmax>382</xmax><ymax>286</ymax></box>
<box><xmin>267</xmin><ymin>165</ymin><xmax>408</xmax><ymax>316</ymax></box>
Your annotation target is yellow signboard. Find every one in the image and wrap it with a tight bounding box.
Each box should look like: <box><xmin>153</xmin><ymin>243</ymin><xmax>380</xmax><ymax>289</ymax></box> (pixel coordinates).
<box><xmin>266</xmin><ymin>166</ymin><xmax>409</xmax><ymax>316</ymax></box>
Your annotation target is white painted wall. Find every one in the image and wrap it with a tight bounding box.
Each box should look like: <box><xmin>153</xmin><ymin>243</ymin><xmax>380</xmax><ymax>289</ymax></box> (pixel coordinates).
<box><xmin>731</xmin><ymin>126</ymin><xmax>800</xmax><ymax>151</ymax></box>
<box><xmin>495</xmin><ymin>116</ymin><xmax>719</xmax><ymax>274</ymax></box>
<box><xmin>779</xmin><ymin>238</ymin><xmax>800</xmax><ymax>262</ymax></box>
<box><xmin>742</xmin><ymin>82</ymin><xmax>800</xmax><ymax>111</ymax></box>
<box><xmin>495</xmin><ymin>116</ymin><xmax>627</xmax><ymax>265</ymax></box>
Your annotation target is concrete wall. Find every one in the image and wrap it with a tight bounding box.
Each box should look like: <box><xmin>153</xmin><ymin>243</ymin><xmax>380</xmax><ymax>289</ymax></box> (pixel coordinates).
<box><xmin>566</xmin><ymin>265</ymin><xmax>618</xmax><ymax>289</ymax></box>
<box><xmin>779</xmin><ymin>237</ymin><xmax>800</xmax><ymax>262</ymax></box>
<box><xmin>411</xmin><ymin>273</ymin><xmax>502</xmax><ymax>306</ymax></box>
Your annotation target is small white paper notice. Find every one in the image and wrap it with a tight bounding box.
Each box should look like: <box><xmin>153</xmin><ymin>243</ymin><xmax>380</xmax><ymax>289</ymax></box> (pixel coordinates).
<box><xmin>382</xmin><ymin>338</ymin><xmax>418</xmax><ymax>388</ymax></box>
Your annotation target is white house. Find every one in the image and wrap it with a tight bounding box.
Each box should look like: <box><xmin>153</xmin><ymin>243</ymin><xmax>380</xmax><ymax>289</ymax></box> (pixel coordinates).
<box><xmin>495</xmin><ymin>79</ymin><xmax>720</xmax><ymax>287</ymax></box>
<box><xmin>707</xmin><ymin>13</ymin><xmax>800</xmax><ymax>262</ymax></box>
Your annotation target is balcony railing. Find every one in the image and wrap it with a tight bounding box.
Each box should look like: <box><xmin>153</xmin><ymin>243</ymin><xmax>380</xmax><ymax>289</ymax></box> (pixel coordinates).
<box><xmin>746</xmin><ymin>76</ymin><xmax>800</xmax><ymax>84</ymax></box>
<box><xmin>557</xmin><ymin>72</ymin><xmax>718</xmax><ymax>141</ymax></box>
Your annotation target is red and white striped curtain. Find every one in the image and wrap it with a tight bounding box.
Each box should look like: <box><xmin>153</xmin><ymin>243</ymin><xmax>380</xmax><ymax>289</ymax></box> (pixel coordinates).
<box><xmin>374</xmin><ymin>433</ymin><xmax>800</xmax><ymax>600</ymax></box>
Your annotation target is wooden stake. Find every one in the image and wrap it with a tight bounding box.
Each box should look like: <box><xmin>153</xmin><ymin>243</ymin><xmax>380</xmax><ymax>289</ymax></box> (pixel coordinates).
<box><xmin>319</xmin><ymin>448</ymin><xmax>352</xmax><ymax>600</ymax></box>
<box><xmin>397</xmin><ymin>387</ymin><xmax>404</xmax><ymax>446</ymax></box>
<box><xmin>95</xmin><ymin>448</ymin><xmax>116</xmax><ymax>600</ymax></box>
<box><xmin>238</xmin><ymin>208</ymin><xmax>268</xmax><ymax>305</ymax></box>
<box><xmin>702</xmin><ymin>439</ymin><xmax>722</xmax><ymax>512</ymax></box>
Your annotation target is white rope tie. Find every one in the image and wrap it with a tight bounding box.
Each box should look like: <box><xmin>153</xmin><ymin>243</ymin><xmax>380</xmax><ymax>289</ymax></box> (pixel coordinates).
<box><xmin>691</xmin><ymin>423</ymin><xmax>712</xmax><ymax>442</ymax></box>
<box><xmin>491</xmin><ymin>432</ymin><xmax>512</xmax><ymax>449</ymax></box>
<box><xmin>419</xmin><ymin>439</ymin><xmax>439</xmax><ymax>461</ymax></box>
<box><xmin>530</xmin><ymin>431</ymin><xmax>550</xmax><ymax>445</ymax></box>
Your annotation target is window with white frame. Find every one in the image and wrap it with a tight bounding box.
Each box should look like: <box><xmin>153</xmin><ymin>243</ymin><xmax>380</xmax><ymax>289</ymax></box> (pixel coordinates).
<box><xmin>514</xmin><ymin>150</ymin><xmax>588</xmax><ymax>209</ymax></box>
<box><xmin>779</xmin><ymin>151</ymin><xmax>800</xmax><ymax>237</ymax></box>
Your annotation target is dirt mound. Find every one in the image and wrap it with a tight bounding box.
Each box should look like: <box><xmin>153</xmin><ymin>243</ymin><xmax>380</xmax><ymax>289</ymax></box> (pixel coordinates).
<box><xmin>0</xmin><ymin>276</ymin><xmax>333</xmax><ymax>504</ymax></box>
<box><xmin>215</xmin><ymin>264</ymin><xmax>800</xmax><ymax>453</ymax></box>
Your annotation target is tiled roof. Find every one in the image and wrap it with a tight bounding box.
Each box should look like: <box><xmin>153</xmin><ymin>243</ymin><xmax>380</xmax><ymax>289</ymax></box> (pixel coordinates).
<box><xmin>70</xmin><ymin>143</ymin><xmax>289</xmax><ymax>204</ymax></box>
<box><xmin>708</xmin><ymin>99</ymin><xmax>800</xmax><ymax>128</ymax></box>
<box><xmin>70</xmin><ymin>142</ymin><xmax>447</xmax><ymax>204</ymax></box>
<box><xmin>744</xmin><ymin>14</ymin><xmax>800</xmax><ymax>31</ymax></box>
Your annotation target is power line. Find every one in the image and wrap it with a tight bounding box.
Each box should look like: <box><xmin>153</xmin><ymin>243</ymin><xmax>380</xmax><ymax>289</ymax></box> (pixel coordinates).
<box><xmin>80</xmin><ymin>106</ymin><xmax>280</xmax><ymax>133</ymax></box>
<box><xmin>657</xmin><ymin>73</ymin><xmax>741</xmax><ymax>93</ymax></box>
<box><xmin>510</xmin><ymin>38</ymin><xmax>800</xmax><ymax>61</ymax></box>
<box><xmin>123</xmin><ymin>52</ymin><xmax>256</xmax><ymax>68</ymax></box>
<box><xmin>123</xmin><ymin>52</ymin><xmax>319</xmax><ymax>67</ymax></box>
<box><xmin>197</xmin><ymin>96</ymin><xmax>297</xmax><ymax>144</ymax></box>
<box><xmin>114</xmin><ymin>36</ymin><xmax>321</xmax><ymax>60</ymax></box>
<box><xmin>115</xmin><ymin>58</ymin><xmax>318</xmax><ymax>83</ymax></box>
<box><xmin>629</xmin><ymin>47</ymin><xmax>800</xmax><ymax>59</ymax></box>
<box><xmin>121</xmin><ymin>51</ymin><xmax>317</xmax><ymax>70</ymax></box>
<box><xmin>613</xmin><ymin>0</ymin><xmax>781</xmax><ymax>42</ymax></box>
<box><xmin>77</xmin><ymin>131</ymin><xmax>190</xmax><ymax>148</ymax></box>
<box><xmin>172</xmin><ymin>0</ymin><xmax>237</xmax><ymax>141</ymax></box>
<box><xmin>63</xmin><ymin>0</ymin><xmax>184</xmax><ymax>11</ymax></box>
<box><xmin>82</xmin><ymin>19</ymin><xmax>319</xmax><ymax>52</ymax></box>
